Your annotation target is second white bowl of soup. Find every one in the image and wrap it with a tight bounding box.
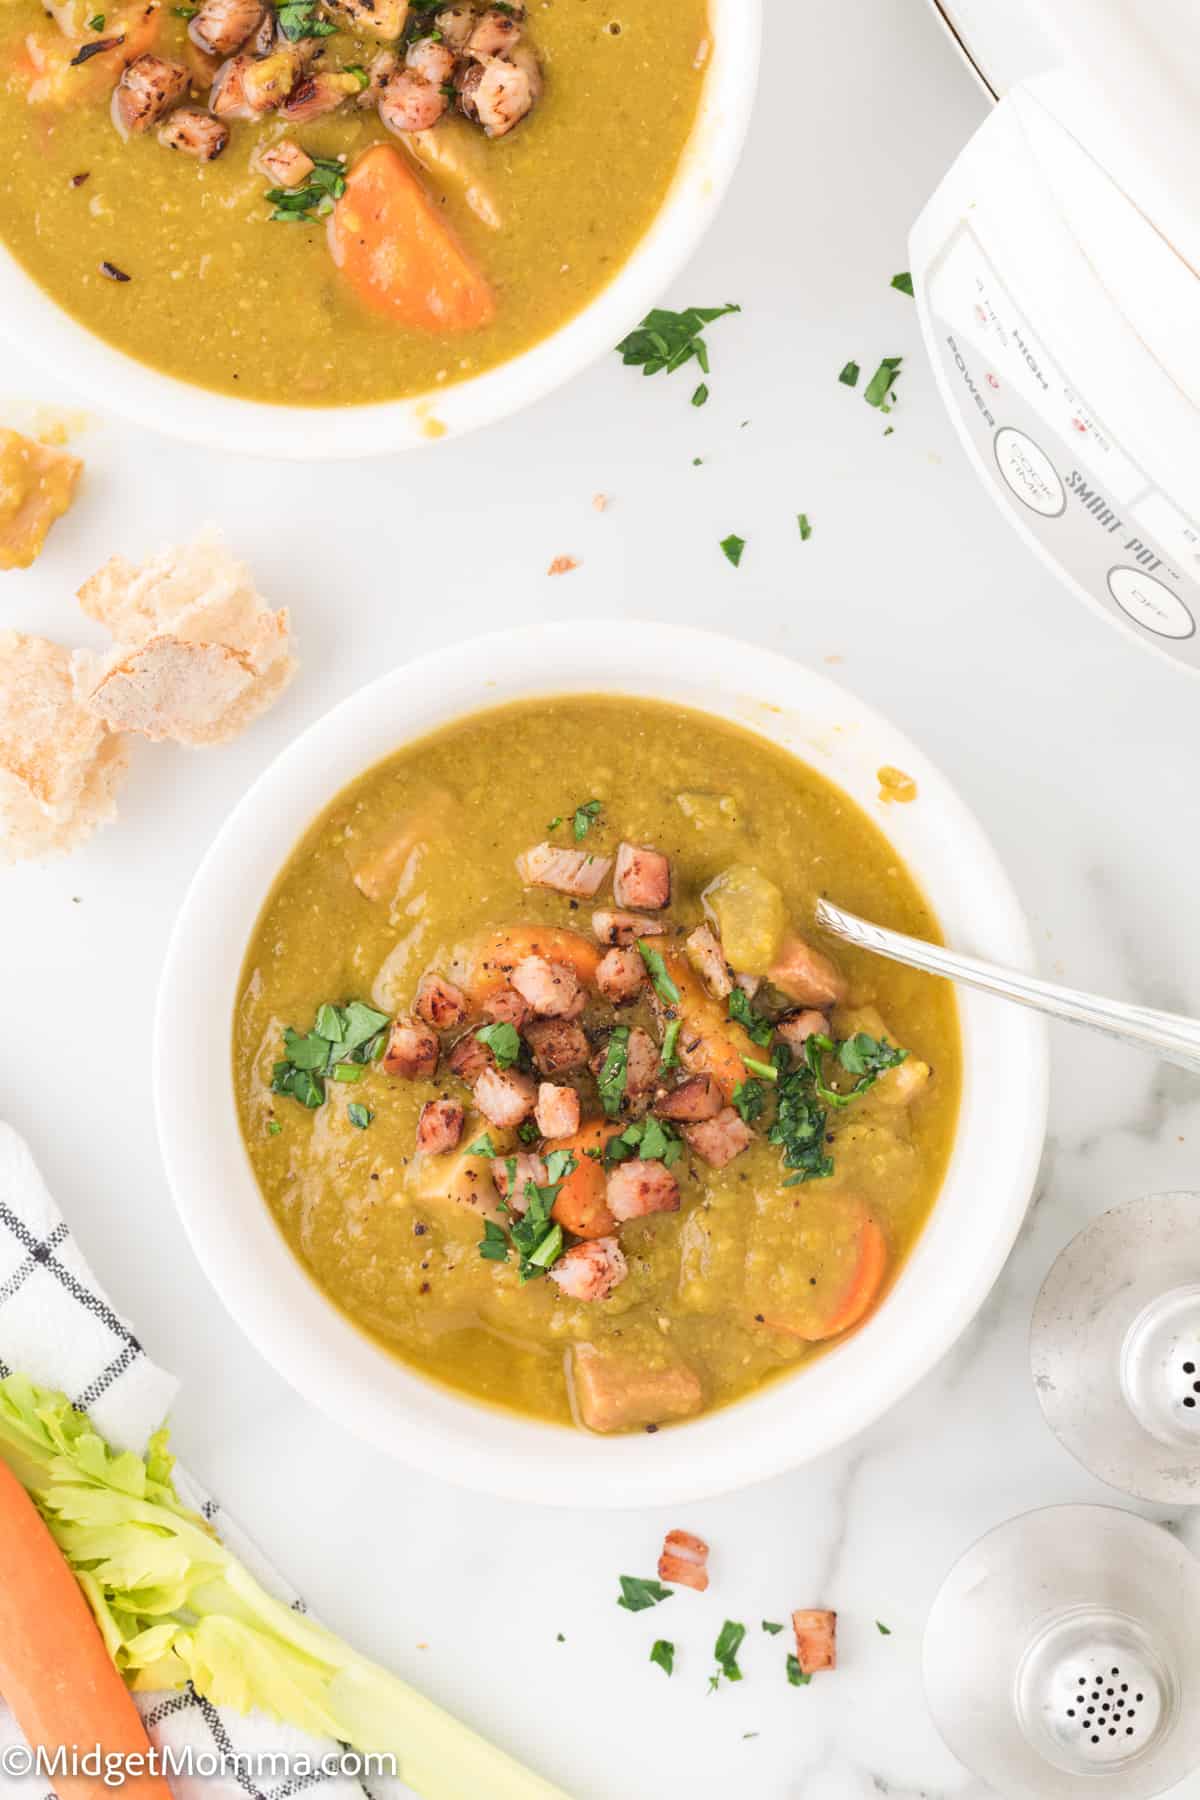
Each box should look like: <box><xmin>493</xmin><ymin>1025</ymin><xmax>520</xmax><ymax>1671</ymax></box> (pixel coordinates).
<box><xmin>156</xmin><ymin>624</ymin><xmax>1048</xmax><ymax>1504</ymax></box>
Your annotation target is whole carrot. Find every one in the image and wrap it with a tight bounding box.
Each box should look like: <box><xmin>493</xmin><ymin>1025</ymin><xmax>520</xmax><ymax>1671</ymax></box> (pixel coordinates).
<box><xmin>0</xmin><ymin>1460</ymin><xmax>171</xmax><ymax>1800</ymax></box>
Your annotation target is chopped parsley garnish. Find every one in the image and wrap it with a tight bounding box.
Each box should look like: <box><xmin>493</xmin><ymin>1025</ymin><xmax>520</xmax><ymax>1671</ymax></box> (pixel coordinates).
<box><xmin>347</xmin><ymin>1103</ymin><xmax>372</xmax><ymax>1129</ymax></box>
<box><xmin>876</xmin><ymin>1620</ymin><xmax>892</xmax><ymax>1635</ymax></box>
<box><xmin>276</xmin><ymin>0</ymin><xmax>337</xmax><ymax>38</ymax></box>
<box><xmin>266</xmin><ymin>156</ymin><xmax>346</xmax><ymax>223</ymax></box>
<box><xmin>616</xmin><ymin>1575</ymin><xmax>674</xmax><ymax>1613</ymax></box>
<box><xmin>863</xmin><ymin>355</ymin><xmax>902</xmax><ymax>409</ymax></box>
<box><xmin>466</xmin><ymin>1132</ymin><xmax>497</xmax><ymax>1158</ymax></box>
<box><xmin>797</xmin><ymin>512</ymin><xmax>813</xmax><ymax>541</ymax></box>
<box><xmin>731</xmin><ymin>1078</ymin><xmax>766</xmax><ymax>1125</ymax></box>
<box><xmin>604</xmin><ymin>1115</ymin><xmax>683</xmax><ymax>1168</ymax></box>
<box><xmin>659</xmin><ymin>1018</ymin><xmax>681</xmax><ymax>1069</ymax></box>
<box><xmin>761</xmin><ymin>1620</ymin><xmax>784</xmax><ymax>1635</ymax></box>
<box><xmin>271</xmin><ymin>999</ymin><xmax>389</xmax><ymax>1110</ymax></box>
<box><xmin>650</xmin><ymin>1639</ymin><xmax>675</xmax><ymax>1676</ymax></box>
<box><xmin>597</xmin><ymin>1025</ymin><xmax>630</xmax><ymax>1117</ymax></box>
<box><xmin>838</xmin><ymin>360</ymin><xmax>860</xmax><ymax>387</ymax></box>
<box><xmin>572</xmin><ymin>798</ymin><xmax>603</xmax><ymax>842</ymax></box>
<box><xmin>768</xmin><ymin>1044</ymin><xmax>832</xmax><ymax>1185</ymax></box>
<box><xmin>637</xmin><ymin>940</ymin><xmax>680</xmax><ymax>1006</ymax></box>
<box><xmin>720</xmin><ymin>534</ymin><xmax>745</xmax><ymax>569</ymax></box>
<box><xmin>786</xmin><ymin>1654</ymin><xmax>812</xmax><ymax>1687</ymax></box>
<box><xmin>615</xmin><ymin>302</ymin><xmax>740</xmax><ymax>380</ymax></box>
<box><xmin>87</xmin><ymin>11</ymin><xmax>105</xmax><ymax>26</ymax></box>
<box><xmin>171</xmin><ymin>4</ymin><xmax>197</xmax><ymax>13</ymax></box>
<box><xmin>266</xmin><ymin>1120</ymin><xmax>282</xmax><ymax>1137</ymax></box>
<box><xmin>890</xmin><ymin>271</ymin><xmax>914</xmax><ymax>296</ymax></box>
<box><xmin>691</xmin><ymin>382</ymin><xmax>708</xmax><ymax>407</ymax></box>
<box><xmin>740</xmin><ymin>1055</ymin><xmax>778</xmax><ymax>1083</ymax></box>
<box><xmin>344</xmin><ymin>61</ymin><xmax>369</xmax><ymax>88</ymax></box>
<box><xmin>517</xmin><ymin>1119</ymin><xmax>540</xmax><ymax>1144</ymax></box>
<box><xmin>475</xmin><ymin>1021</ymin><xmax>521</xmax><ymax>1069</ymax></box>
<box><xmin>546</xmin><ymin>814</ymin><xmax>563</xmax><ymax>831</ymax></box>
<box><xmin>804</xmin><ymin>1031</ymin><xmax>906</xmax><ymax>1108</ymax></box>
<box><xmin>728</xmin><ymin>987</ymin><xmax>773</xmax><ymax>1046</ymax></box>
<box><xmin>477</xmin><ymin>1149</ymin><xmax>576</xmax><ymax>1281</ymax></box>
<box><xmin>713</xmin><ymin>1620</ymin><xmax>746</xmax><ymax>1684</ymax></box>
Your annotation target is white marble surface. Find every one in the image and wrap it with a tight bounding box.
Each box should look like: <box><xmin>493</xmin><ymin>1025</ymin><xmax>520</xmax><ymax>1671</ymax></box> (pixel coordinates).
<box><xmin>5</xmin><ymin>1</ymin><xmax>1200</xmax><ymax>1795</ymax></box>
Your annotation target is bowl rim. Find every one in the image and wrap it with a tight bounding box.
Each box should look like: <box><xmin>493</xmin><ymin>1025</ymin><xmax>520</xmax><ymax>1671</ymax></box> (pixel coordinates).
<box><xmin>154</xmin><ymin>622</ymin><xmax>1050</xmax><ymax>1507</ymax></box>
<box><xmin>0</xmin><ymin>0</ymin><xmax>760</xmax><ymax>460</ymax></box>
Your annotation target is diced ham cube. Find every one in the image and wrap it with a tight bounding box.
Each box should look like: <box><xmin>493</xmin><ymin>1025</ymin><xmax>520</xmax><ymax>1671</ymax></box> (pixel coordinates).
<box><xmin>549</xmin><ymin>1236</ymin><xmax>627</xmax><ymax>1302</ymax></box>
<box><xmin>654</xmin><ymin>1074</ymin><xmax>723</xmax><ymax>1123</ymax></box>
<box><xmin>683</xmin><ymin>1107</ymin><xmax>753</xmax><ymax>1169</ymax></box>
<box><xmin>415</xmin><ymin>1098</ymin><xmax>463</xmax><ymax>1154</ymax></box>
<box><xmin>474</xmin><ymin>1064</ymin><xmax>537</xmax><ymax>1129</ymax></box>
<box><xmin>535</xmin><ymin>1082</ymin><xmax>579</xmax><ymax>1139</ymax></box>
<box><xmin>625</xmin><ymin>1027</ymin><xmax>660</xmax><ymax>1103</ymax></box>
<box><xmin>595</xmin><ymin>945</ymin><xmax>645</xmax><ymax>1004</ymax></box>
<box><xmin>414</xmin><ymin>971</ymin><xmax>469</xmax><ymax>1031</ymax></box>
<box><xmin>491</xmin><ymin>1152</ymin><xmax>548</xmax><ymax>1211</ymax></box>
<box><xmin>605</xmin><ymin>1158</ymin><xmax>679</xmax><ymax>1222</ymax></box>
<box><xmin>572</xmin><ymin>1343</ymin><xmax>703</xmax><ymax>1432</ymax></box>
<box><xmin>516</xmin><ymin>842</ymin><xmax>612</xmax><ymax>898</ymax></box>
<box><xmin>510</xmin><ymin>955</ymin><xmax>583</xmax><ymax>1019</ymax></box>
<box><xmin>481</xmin><ymin>986</ymin><xmax>530</xmax><ymax>1028</ymax></box>
<box><xmin>381</xmin><ymin>1016</ymin><xmax>439</xmax><ymax>1079</ymax></box>
<box><xmin>734</xmin><ymin>972</ymin><xmax>760</xmax><ymax>998</ymax></box>
<box><xmin>775</xmin><ymin>1009</ymin><xmax>829</xmax><ymax>1055</ymax></box>
<box><xmin>767</xmin><ymin>935</ymin><xmax>847</xmax><ymax>1008</ymax></box>
<box><xmin>685</xmin><ymin>922</ymin><xmax>732</xmax><ymax>999</ymax></box>
<box><xmin>591</xmin><ymin>909</ymin><xmax>665</xmax><ymax>947</ymax></box>
<box><xmin>791</xmin><ymin>1610</ymin><xmax>837</xmax><ymax>1675</ymax></box>
<box><xmin>112</xmin><ymin>54</ymin><xmax>189</xmax><ymax>135</ymax></box>
<box><xmin>657</xmin><ymin>1529</ymin><xmax>710</xmax><ymax>1592</ymax></box>
<box><xmin>256</xmin><ymin>138</ymin><xmax>314</xmax><ymax>188</ymax></box>
<box><xmin>525</xmin><ymin>1018</ymin><xmax>589</xmax><ymax>1076</ymax></box>
<box><xmin>612</xmin><ymin>841</ymin><xmax>671</xmax><ymax>911</ymax></box>
<box><xmin>447</xmin><ymin>1030</ymin><xmax>493</xmax><ymax>1084</ymax></box>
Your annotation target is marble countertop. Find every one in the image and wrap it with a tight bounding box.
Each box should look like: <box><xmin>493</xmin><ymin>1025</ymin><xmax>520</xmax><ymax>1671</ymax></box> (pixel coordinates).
<box><xmin>5</xmin><ymin>1</ymin><xmax>1200</xmax><ymax>1795</ymax></box>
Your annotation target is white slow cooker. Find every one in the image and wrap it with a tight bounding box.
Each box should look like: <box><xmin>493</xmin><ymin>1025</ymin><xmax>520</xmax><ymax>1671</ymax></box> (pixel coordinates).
<box><xmin>915</xmin><ymin>2</ymin><xmax>1200</xmax><ymax>669</ymax></box>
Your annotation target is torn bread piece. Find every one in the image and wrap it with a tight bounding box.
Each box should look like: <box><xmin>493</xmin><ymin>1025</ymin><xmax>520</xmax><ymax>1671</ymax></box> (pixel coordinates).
<box><xmin>78</xmin><ymin>529</ymin><xmax>296</xmax><ymax>745</ymax></box>
<box><xmin>0</xmin><ymin>429</ymin><xmax>83</xmax><ymax>571</ymax></box>
<box><xmin>0</xmin><ymin>632</ymin><xmax>128</xmax><ymax>860</ymax></box>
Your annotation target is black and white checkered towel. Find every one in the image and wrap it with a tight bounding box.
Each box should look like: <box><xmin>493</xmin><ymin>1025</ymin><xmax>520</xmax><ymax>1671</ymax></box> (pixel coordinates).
<box><xmin>0</xmin><ymin>1123</ymin><xmax>412</xmax><ymax>1800</ymax></box>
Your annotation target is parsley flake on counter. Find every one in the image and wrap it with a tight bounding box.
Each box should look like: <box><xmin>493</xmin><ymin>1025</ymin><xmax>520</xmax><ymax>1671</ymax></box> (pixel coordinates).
<box><xmin>719</xmin><ymin>534</ymin><xmax>745</xmax><ymax>569</ymax></box>
<box><xmin>572</xmin><ymin>798</ymin><xmax>603</xmax><ymax>842</ymax></box>
<box><xmin>797</xmin><ymin>512</ymin><xmax>813</xmax><ymax>541</ymax></box>
<box><xmin>466</xmin><ymin>1133</ymin><xmax>497</xmax><ymax>1158</ymax></box>
<box><xmin>617</xmin><ymin>1575</ymin><xmax>674</xmax><ymax>1613</ymax></box>
<box><xmin>347</xmin><ymin>1103</ymin><xmax>372</xmax><ymax>1129</ymax></box>
<box><xmin>863</xmin><ymin>355</ymin><xmax>902</xmax><ymax>409</ymax></box>
<box><xmin>650</xmin><ymin>1639</ymin><xmax>675</xmax><ymax>1676</ymax></box>
<box><xmin>637</xmin><ymin>939</ymin><xmax>680</xmax><ymax>1006</ymax></box>
<box><xmin>475</xmin><ymin>1021</ymin><xmax>521</xmax><ymax>1069</ymax></box>
<box><xmin>615</xmin><ymin>303</ymin><xmax>740</xmax><ymax>382</ymax></box>
<box><xmin>266</xmin><ymin>156</ymin><xmax>345</xmax><ymax>223</ymax></box>
<box><xmin>761</xmin><ymin>1620</ymin><xmax>784</xmax><ymax>1636</ymax></box>
<box><xmin>713</xmin><ymin>1620</ymin><xmax>746</xmax><ymax>1684</ymax></box>
<box><xmin>728</xmin><ymin>986</ymin><xmax>773</xmax><ymax>1047</ymax></box>
<box><xmin>597</xmin><ymin>1025</ymin><xmax>630</xmax><ymax>1117</ymax></box>
<box><xmin>876</xmin><ymin>1620</ymin><xmax>892</xmax><ymax>1635</ymax></box>
<box><xmin>691</xmin><ymin>382</ymin><xmax>709</xmax><ymax>407</ymax></box>
<box><xmin>838</xmin><ymin>360</ymin><xmax>860</xmax><ymax>387</ymax></box>
<box><xmin>891</xmin><ymin>271</ymin><xmax>914</xmax><ymax>296</ymax></box>
<box><xmin>786</xmin><ymin>1654</ymin><xmax>812</xmax><ymax>1687</ymax></box>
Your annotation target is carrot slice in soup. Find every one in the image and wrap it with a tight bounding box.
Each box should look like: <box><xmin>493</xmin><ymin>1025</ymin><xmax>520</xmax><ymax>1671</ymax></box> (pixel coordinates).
<box><xmin>746</xmin><ymin>1192</ymin><xmax>889</xmax><ymax>1343</ymax></box>
<box><xmin>0</xmin><ymin>1460</ymin><xmax>172</xmax><ymax>1800</ymax></box>
<box><xmin>465</xmin><ymin>925</ymin><xmax>602</xmax><ymax>1004</ymax></box>
<box><xmin>662</xmin><ymin>951</ymin><xmax>758</xmax><ymax>1100</ymax></box>
<box><xmin>328</xmin><ymin>144</ymin><xmax>495</xmax><ymax>333</ymax></box>
<box><xmin>546</xmin><ymin>1118</ymin><xmax>621</xmax><ymax>1239</ymax></box>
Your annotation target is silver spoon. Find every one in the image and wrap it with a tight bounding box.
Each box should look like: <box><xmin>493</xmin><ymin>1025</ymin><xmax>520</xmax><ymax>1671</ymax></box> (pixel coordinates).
<box><xmin>815</xmin><ymin>897</ymin><xmax>1200</xmax><ymax>1077</ymax></box>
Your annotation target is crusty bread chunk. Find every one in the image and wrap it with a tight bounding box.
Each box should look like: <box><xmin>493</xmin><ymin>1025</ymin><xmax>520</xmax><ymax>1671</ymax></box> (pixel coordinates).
<box><xmin>0</xmin><ymin>632</ymin><xmax>128</xmax><ymax>860</ymax></box>
<box><xmin>78</xmin><ymin>529</ymin><xmax>296</xmax><ymax>745</ymax></box>
<box><xmin>0</xmin><ymin>428</ymin><xmax>83</xmax><ymax>571</ymax></box>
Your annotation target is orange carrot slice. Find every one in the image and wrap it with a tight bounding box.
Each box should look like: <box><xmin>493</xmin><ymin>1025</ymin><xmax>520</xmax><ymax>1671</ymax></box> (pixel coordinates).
<box><xmin>748</xmin><ymin>1195</ymin><xmax>889</xmax><ymax>1343</ymax></box>
<box><xmin>0</xmin><ymin>1460</ymin><xmax>172</xmax><ymax>1800</ymax></box>
<box><xmin>328</xmin><ymin>143</ymin><xmax>495</xmax><ymax>334</ymax></box>
<box><xmin>546</xmin><ymin>1118</ymin><xmax>621</xmax><ymax>1239</ymax></box>
<box><xmin>465</xmin><ymin>925</ymin><xmax>602</xmax><ymax>1005</ymax></box>
<box><xmin>662</xmin><ymin>951</ymin><xmax>758</xmax><ymax>1100</ymax></box>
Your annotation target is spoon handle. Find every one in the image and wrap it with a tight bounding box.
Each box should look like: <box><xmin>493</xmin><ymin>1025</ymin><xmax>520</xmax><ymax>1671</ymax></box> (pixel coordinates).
<box><xmin>815</xmin><ymin>897</ymin><xmax>1200</xmax><ymax>1076</ymax></box>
